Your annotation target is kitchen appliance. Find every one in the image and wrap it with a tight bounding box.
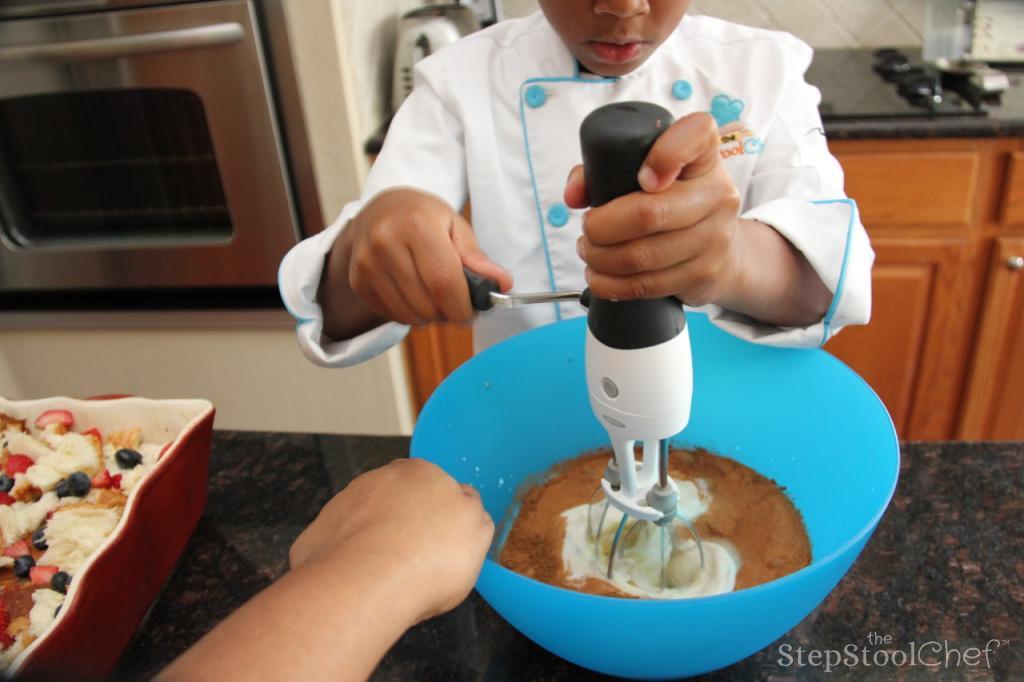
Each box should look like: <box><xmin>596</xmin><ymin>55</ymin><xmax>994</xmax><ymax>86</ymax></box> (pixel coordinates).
<box><xmin>459</xmin><ymin>0</ymin><xmax>501</xmax><ymax>27</ymax></box>
<box><xmin>411</xmin><ymin>311</ymin><xmax>900</xmax><ymax>678</ymax></box>
<box><xmin>921</xmin><ymin>0</ymin><xmax>1016</xmax><ymax>98</ymax></box>
<box><xmin>808</xmin><ymin>48</ymin><xmax>990</xmax><ymax>121</ymax></box>
<box><xmin>971</xmin><ymin>0</ymin><xmax>1024</xmax><ymax>62</ymax></box>
<box><xmin>0</xmin><ymin>0</ymin><xmax>322</xmax><ymax>307</ymax></box>
<box><xmin>392</xmin><ymin>3</ymin><xmax>479</xmax><ymax>113</ymax></box>
<box><xmin>466</xmin><ymin>102</ymin><xmax>701</xmax><ymax>587</ymax></box>
<box><xmin>578</xmin><ymin>103</ymin><xmax>702</xmax><ymax>585</ymax></box>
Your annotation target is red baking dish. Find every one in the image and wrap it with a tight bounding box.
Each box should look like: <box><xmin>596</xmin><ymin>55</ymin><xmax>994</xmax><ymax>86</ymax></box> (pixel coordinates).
<box><xmin>0</xmin><ymin>396</ymin><xmax>215</xmax><ymax>680</ymax></box>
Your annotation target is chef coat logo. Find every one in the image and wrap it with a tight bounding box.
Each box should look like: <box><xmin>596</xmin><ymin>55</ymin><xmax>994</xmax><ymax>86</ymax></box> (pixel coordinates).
<box><xmin>711</xmin><ymin>94</ymin><xmax>763</xmax><ymax>159</ymax></box>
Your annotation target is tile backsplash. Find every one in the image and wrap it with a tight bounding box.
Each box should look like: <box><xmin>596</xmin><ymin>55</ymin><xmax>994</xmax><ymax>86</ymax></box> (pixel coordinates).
<box><xmin>688</xmin><ymin>0</ymin><xmax>926</xmax><ymax>48</ymax></box>
<box><xmin>501</xmin><ymin>0</ymin><xmax>927</xmax><ymax>48</ymax></box>
<box><xmin>342</xmin><ymin>0</ymin><xmax>928</xmax><ymax>151</ymax></box>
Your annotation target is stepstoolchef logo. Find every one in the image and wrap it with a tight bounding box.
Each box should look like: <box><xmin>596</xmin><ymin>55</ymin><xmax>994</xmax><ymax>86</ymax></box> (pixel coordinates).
<box><xmin>778</xmin><ymin>632</ymin><xmax>1011</xmax><ymax>673</ymax></box>
<box><xmin>709</xmin><ymin>95</ymin><xmax>763</xmax><ymax>159</ymax></box>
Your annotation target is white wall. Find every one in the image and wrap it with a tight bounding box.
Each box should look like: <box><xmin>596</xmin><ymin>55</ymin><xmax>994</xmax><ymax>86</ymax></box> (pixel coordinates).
<box><xmin>0</xmin><ymin>318</ymin><xmax>412</xmax><ymax>436</ymax></box>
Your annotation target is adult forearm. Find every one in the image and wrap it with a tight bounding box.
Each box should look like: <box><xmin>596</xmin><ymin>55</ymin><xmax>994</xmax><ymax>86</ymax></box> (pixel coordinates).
<box><xmin>717</xmin><ymin>219</ymin><xmax>832</xmax><ymax>328</ymax></box>
<box><xmin>318</xmin><ymin>227</ymin><xmax>388</xmax><ymax>341</ymax></box>
<box><xmin>157</xmin><ymin>558</ymin><xmax>417</xmax><ymax>682</ymax></box>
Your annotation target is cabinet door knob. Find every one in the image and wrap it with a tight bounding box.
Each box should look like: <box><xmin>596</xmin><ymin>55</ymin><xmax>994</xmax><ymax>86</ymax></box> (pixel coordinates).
<box><xmin>1009</xmin><ymin>256</ymin><xmax>1024</xmax><ymax>271</ymax></box>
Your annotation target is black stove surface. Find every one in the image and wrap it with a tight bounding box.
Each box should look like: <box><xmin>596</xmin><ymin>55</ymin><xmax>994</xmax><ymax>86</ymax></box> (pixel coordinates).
<box><xmin>808</xmin><ymin>48</ymin><xmax>988</xmax><ymax>121</ymax></box>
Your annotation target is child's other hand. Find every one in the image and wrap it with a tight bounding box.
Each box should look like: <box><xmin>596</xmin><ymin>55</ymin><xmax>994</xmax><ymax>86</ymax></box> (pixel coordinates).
<box><xmin>565</xmin><ymin>113</ymin><xmax>744</xmax><ymax>307</ymax></box>
<box><xmin>289</xmin><ymin>458</ymin><xmax>494</xmax><ymax>623</ymax></box>
<box><xmin>339</xmin><ymin>188</ymin><xmax>513</xmax><ymax>326</ymax></box>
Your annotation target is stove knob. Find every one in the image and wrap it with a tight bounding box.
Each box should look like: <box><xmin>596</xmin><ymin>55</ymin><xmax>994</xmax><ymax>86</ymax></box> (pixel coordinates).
<box><xmin>875</xmin><ymin>59</ymin><xmax>913</xmax><ymax>81</ymax></box>
<box><xmin>898</xmin><ymin>75</ymin><xmax>943</xmax><ymax>104</ymax></box>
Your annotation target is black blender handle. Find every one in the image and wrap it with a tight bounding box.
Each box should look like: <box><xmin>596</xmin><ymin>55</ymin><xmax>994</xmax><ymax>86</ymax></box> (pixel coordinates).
<box><xmin>464</xmin><ymin>267</ymin><xmax>499</xmax><ymax>311</ymax></box>
<box><xmin>581</xmin><ymin>101</ymin><xmax>674</xmax><ymax>207</ymax></box>
<box><xmin>579</xmin><ymin>102</ymin><xmax>686</xmax><ymax>350</ymax></box>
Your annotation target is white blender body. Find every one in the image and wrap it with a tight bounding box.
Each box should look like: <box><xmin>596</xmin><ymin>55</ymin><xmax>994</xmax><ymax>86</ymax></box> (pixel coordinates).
<box><xmin>577</xmin><ymin>101</ymin><xmax>695</xmax><ymax>527</ymax></box>
<box><xmin>586</xmin><ymin>320</ymin><xmax>692</xmax><ymax>521</ymax></box>
<box><xmin>465</xmin><ymin>101</ymin><xmax>703</xmax><ymax>584</ymax></box>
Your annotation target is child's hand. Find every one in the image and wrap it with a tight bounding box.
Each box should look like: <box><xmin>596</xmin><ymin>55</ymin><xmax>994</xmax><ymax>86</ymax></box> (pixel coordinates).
<box><xmin>334</xmin><ymin>188</ymin><xmax>513</xmax><ymax>328</ymax></box>
<box><xmin>289</xmin><ymin>458</ymin><xmax>494</xmax><ymax>623</ymax></box>
<box><xmin>565</xmin><ymin>113</ymin><xmax>744</xmax><ymax>307</ymax></box>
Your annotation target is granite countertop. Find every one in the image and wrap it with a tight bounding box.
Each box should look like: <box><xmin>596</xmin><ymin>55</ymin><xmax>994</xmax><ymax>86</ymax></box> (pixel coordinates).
<box><xmin>809</xmin><ymin>48</ymin><xmax>1024</xmax><ymax>140</ymax></box>
<box><xmin>112</xmin><ymin>434</ymin><xmax>1022</xmax><ymax>681</ymax></box>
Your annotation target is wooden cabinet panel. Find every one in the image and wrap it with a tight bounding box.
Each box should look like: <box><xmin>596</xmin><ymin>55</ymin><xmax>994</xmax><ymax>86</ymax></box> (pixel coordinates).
<box><xmin>826</xmin><ymin>264</ymin><xmax>930</xmax><ymax>432</ymax></box>
<box><xmin>958</xmin><ymin>238</ymin><xmax>1024</xmax><ymax>439</ymax></box>
<box><xmin>1003</xmin><ymin>152</ymin><xmax>1024</xmax><ymax>228</ymax></box>
<box><xmin>834</xmin><ymin>151</ymin><xmax>978</xmax><ymax>229</ymax></box>
<box><xmin>403</xmin><ymin>323</ymin><xmax>473</xmax><ymax>411</ymax></box>
<box><xmin>826</xmin><ymin>238</ymin><xmax>970</xmax><ymax>439</ymax></box>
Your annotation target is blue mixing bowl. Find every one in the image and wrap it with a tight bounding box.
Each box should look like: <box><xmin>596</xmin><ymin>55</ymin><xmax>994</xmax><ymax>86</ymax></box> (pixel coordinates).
<box><xmin>411</xmin><ymin>313</ymin><xmax>899</xmax><ymax>679</ymax></box>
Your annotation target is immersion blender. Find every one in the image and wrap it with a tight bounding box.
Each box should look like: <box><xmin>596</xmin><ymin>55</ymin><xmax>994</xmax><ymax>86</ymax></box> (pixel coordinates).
<box><xmin>467</xmin><ymin>102</ymin><xmax>702</xmax><ymax>584</ymax></box>
<box><xmin>580</xmin><ymin>103</ymin><xmax>701</xmax><ymax>583</ymax></box>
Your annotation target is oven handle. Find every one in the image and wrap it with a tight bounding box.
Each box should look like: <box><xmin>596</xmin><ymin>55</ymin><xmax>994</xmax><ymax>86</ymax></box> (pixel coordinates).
<box><xmin>0</xmin><ymin>22</ymin><xmax>244</xmax><ymax>62</ymax></box>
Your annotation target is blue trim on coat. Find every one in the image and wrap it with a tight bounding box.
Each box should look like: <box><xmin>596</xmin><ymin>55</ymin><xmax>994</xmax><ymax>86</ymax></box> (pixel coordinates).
<box><xmin>518</xmin><ymin>72</ymin><xmax>617</xmax><ymax>320</ymax></box>
<box><xmin>811</xmin><ymin>198</ymin><xmax>859</xmax><ymax>346</ymax></box>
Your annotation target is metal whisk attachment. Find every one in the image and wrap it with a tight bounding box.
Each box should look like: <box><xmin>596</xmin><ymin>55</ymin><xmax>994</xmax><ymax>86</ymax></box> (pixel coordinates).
<box><xmin>587</xmin><ymin>440</ymin><xmax>705</xmax><ymax>591</ymax></box>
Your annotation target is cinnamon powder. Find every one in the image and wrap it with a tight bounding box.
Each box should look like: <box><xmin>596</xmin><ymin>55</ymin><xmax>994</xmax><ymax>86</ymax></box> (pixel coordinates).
<box><xmin>497</xmin><ymin>448</ymin><xmax>811</xmax><ymax>597</ymax></box>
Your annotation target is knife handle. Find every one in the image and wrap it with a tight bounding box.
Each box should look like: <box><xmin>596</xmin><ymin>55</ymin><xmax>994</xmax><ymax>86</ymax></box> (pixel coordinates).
<box><xmin>464</xmin><ymin>267</ymin><xmax>499</xmax><ymax>311</ymax></box>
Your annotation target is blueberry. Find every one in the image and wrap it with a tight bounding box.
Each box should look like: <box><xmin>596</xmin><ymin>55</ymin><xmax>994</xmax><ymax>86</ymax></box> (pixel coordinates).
<box><xmin>51</xmin><ymin>571</ymin><xmax>70</xmax><ymax>594</ymax></box>
<box><xmin>53</xmin><ymin>605</ymin><xmax>61</xmax><ymax>618</ymax></box>
<box><xmin>56</xmin><ymin>471</ymin><xmax>91</xmax><ymax>498</ymax></box>
<box><xmin>13</xmin><ymin>555</ymin><xmax>34</xmax><ymax>578</ymax></box>
<box><xmin>115</xmin><ymin>448</ymin><xmax>143</xmax><ymax>469</ymax></box>
<box><xmin>0</xmin><ymin>475</ymin><xmax>12</xmax><ymax>493</ymax></box>
<box><xmin>31</xmin><ymin>527</ymin><xmax>47</xmax><ymax>551</ymax></box>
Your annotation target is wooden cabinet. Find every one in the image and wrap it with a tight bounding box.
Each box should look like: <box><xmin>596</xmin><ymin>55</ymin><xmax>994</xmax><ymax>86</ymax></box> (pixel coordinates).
<box><xmin>402</xmin><ymin>137</ymin><xmax>1024</xmax><ymax>439</ymax></box>
<box><xmin>1004</xmin><ymin>152</ymin><xmax>1024</xmax><ymax>227</ymax></box>
<box><xmin>958</xmin><ymin>238</ymin><xmax>1024</xmax><ymax>439</ymax></box>
<box><xmin>827</xmin><ymin>137</ymin><xmax>1024</xmax><ymax>440</ymax></box>
<box><xmin>823</xmin><ymin>238</ymin><xmax>970</xmax><ymax>438</ymax></box>
<box><xmin>404</xmin><ymin>323</ymin><xmax>473</xmax><ymax>411</ymax></box>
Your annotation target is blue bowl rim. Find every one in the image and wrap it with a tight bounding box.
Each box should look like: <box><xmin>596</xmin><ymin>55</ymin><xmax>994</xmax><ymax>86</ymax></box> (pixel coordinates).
<box><xmin>415</xmin><ymin>315</ymin><xmax>902</xmax><ymax>606</ymax></box>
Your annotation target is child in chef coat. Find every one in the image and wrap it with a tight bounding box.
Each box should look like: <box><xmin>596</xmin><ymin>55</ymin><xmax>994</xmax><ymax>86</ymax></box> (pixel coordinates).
<box><xmin>278</xmin><ymin>0</ymin><xmax>874</xmax><ymax>366</ymax></box>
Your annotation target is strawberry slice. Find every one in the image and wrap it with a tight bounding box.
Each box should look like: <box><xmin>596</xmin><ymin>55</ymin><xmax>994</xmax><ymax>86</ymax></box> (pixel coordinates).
<box><xmin>2</xmin><ymin>541</ymin><xmax>29</xmax><ymax>558</ymax></box>
<box><xmin>91</xmin><ymin>470</ymin><xmax>113</xmax><ymax>489</ymax></box>
<box><xmin>0</xmin><ymin>493</ymin><xmax>14</xmax><ymax>507</ymax></box>
<box><xmin>29</xmin><ymin>565</ymin><xmax>59</xmax><ymax>586</ymax></box>
<box><xmin>5</xmin><ymin>454</ymin><xmax>33</xmax><ymax>477</ymax></box>
<box><xmin>34</xmin><ymin>409</ymin><xmax>74</xmax><ymax>430</ymax></box>
<box><xmin>81</xmin><ymin>427</ymin><xmax>103</xmax><ymax>443</ymax></box>
<box><xmin>111</xmin><ymin>474</ymin><xmax>123</xmax><ymax>490</ymax></box>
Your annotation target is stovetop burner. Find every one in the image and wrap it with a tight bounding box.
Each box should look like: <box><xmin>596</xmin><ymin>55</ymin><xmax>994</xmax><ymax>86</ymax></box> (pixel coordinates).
<box><xmin>808</xmin><ymin>48</ymin><xmax>988</xmax><ymax>121</ymax></box>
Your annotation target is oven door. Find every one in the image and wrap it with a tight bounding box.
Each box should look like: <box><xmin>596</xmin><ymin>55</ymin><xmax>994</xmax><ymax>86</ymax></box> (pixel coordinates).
<box><xmin>0</xmin><ymin>0</ymin><xmax>299</xmax><ymax>294</ymax></box>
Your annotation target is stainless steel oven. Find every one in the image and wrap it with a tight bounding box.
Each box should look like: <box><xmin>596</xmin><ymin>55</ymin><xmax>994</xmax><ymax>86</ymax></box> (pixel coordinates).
<box><xmin>0</xmin><ymin>0</ymin><xmax>316</xmax><ymax>305</ymax></box>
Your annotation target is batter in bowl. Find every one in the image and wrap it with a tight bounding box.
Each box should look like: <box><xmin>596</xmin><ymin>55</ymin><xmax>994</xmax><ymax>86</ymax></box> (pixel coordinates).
<box><xmin>498</xmin><ymin>448</ymin><xmax>811</xmax><ymax>599</ymax></box>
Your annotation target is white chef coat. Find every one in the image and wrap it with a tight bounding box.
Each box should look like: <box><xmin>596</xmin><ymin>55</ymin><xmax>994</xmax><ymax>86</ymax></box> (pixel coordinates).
<box><xmin>279</xmin><ymin>12</ymin><xmax>873</xmax><ymax>368</ymax></box>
